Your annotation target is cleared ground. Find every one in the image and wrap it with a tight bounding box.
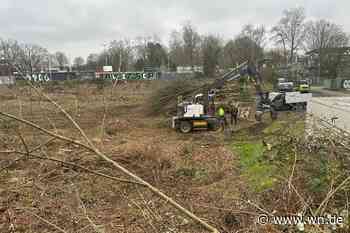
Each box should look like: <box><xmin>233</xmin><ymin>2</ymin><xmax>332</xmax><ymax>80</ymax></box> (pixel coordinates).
<box><xmin>1</xmin><ymin>81</ymin><xmax>348</xmax><ymax>233</ymax></box>
<box><xmin>0</xmin><ymin>82</ymin><xmax>249</xmax><ymax>233</ymax></box>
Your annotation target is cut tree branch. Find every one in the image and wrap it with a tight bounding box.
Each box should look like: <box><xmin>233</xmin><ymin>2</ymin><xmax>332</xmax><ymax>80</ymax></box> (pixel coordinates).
<box><xmin>0</xmin><ymin>62</ymin><xmax>220</xmax><ymax>233</ymax></box>
<box><xmin>5</xmin><ymin>149</ymin><xmax>146</xmax><ymax>186</ymax></box>
<box><xmin>19</xmin><ymin>208</ymin><xmax>68</xmax><ymax>233</ymax></box>
<box><xmin>0</xmin><ymin>111</ymin><xmax>219</xmax><ymax>232</ymax></box>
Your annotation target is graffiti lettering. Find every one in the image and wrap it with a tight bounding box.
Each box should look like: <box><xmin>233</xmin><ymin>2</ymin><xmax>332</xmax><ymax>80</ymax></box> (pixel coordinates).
<box><xmin>22</xmin><ymin>74</ymin><xmax>51</xmax><ymax>82</ymax></box>
<box><xmin>343</xmin><ymin>80</ymin><xmax>350</xmax><ymax>89</ymax></box>
<box><xmin>15</xmin><ymin>72</ymin><xmax>158</xmax><ymax>83</ymax></box>
<box><xmin>98</xmin><ymin>72</ymin><xmax>157</xmax><ymax>81</ymax></box>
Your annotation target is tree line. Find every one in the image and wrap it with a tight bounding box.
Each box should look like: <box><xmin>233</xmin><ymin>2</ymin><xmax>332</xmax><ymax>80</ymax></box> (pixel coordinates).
<box><xmin>1</xmin><ymin>7</ymin><xmax>349</xmax><ymax>77</ymax></box>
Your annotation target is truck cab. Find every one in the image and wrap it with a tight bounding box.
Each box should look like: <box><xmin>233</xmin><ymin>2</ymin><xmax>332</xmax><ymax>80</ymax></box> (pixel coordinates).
<box><xmin>296</xmin><ymin>80</ymin><xmax>311</xmax><ymax>93</ymax></box>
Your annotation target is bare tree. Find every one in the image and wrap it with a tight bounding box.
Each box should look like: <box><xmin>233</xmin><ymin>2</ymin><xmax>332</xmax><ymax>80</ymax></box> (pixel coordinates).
<box><xmin>1</xmin><ymin>39</ymin><xmax>48</xmax><ymax>74</ymax></box>
<box><xmin>304</xmin><ymin>19</ymin><xmax>348</xmax><ymax>51</ymax></box>
<box><xmin>44</xmin><ymin>54</ymin><xmax>59</xmax><ymax>70</ymax></box>
<box><xmin>222</xmin><ymin>24</ymin><xmax>265</xmax><ymax>68</ymax></box>
<box><xmin>86</xmin><ymin>53</ymin><xmax>99</xmax><ymax>71</ymax></box>
<box><xmin>73</xmin><ymin>57</ymin><xmax>85</xmax><ymax>71</ymax></box>
<box><xmin>304</xmin><ymin>19</ymin><xmax>349</xmax><ymax>80</ymax></box>
<box><xmin>133</xmin><ymin>36</ymin><xmax>152</xmax><ymax>70</ymax></box>
<box><xmin>240</xmin><ymin>24</ymin><xmax>266</xmax><ymax>61</ymax></box>
<box><xmin>242</xmin><ymin>24</ymin><xmax>266</xmax><ymax>47</ymax></box>
<box><xmin>146</xmin><ymin>42</ymin><xmax>167</xmax><ymax>68</ymax></box>
<box><xmin>182</xmin><ymin>21</ymin><xmax>201</xmax><ymax>69</ymax></box>
<box><xmin>132</xmin><ymin>36</ymin><xmax>169</xmax><ymax>71</ymax></box>
<box><xmin>271</xmin><ymin>7</ymin><xmax>306</xmax><ymax>64</ymax></box>
<box><xmin>19</xmin><ymin>44</ymin><xmax>48</xmax><ymax>75</ymax></box>
<box><xmin>109</xmin><ymin>39</ymin><xmax>134</xmax><ymax>72</ymax></box>
<box><xmin>134</xmin><ymin>36</ymin><xmax>151</xmax><ymax>61</ymax></box>
<box><xmin>265</xmin><ymin>48</ymin><xmax>286</xmax><ymax>66</ymax></box>
<box><xmin>0</xmin><ymin>39</ymin><xmax>22</xmax><ymax>63</ymax></box>
<box><xmin>55</xmin><ymin>51</ymin><xmax>69</xmax><ymax>70</ymax></box>
<box><xmin>201</xmin><ymin>35</ymin><xmax>222</xmax><ymax>76</ymax></box>
<box><xmin>223</xmin><ymin>36</ymin><xmax>263</xmax><ymax>67</ymax></box>
<box><xmin>169</xmin><ymin>30</ymin><xmax>184</xmax><ymax>69</ymax></box>
<box><xmin>223</xmin><ymin>40</ymin><xmax>237</xmax><ymax>68</ymax></box>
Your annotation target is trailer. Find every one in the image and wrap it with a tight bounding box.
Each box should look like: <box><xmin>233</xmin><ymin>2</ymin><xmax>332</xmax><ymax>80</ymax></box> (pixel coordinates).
<box><xmin>269</xmin><ymin>91</ymin><xmax>312</xmax><ymax>111</ymax></box>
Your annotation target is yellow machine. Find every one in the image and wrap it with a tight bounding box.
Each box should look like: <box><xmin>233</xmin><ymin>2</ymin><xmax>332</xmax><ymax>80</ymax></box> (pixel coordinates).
<box><xmin>296</xmin><ymin>80</ymin><xmax>311</xmax><ymax>93</ymax></box>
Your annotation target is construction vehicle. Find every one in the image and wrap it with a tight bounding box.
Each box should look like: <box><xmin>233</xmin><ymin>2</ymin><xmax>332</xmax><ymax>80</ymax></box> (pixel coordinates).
<box><xmin>295</xmin><ymin>79</ymin><xmax>311</xmax><ymax>93</ymax></box>
<box><xmin>262</xmin><ymin>91</ymin><xmax>312</xmax><ymax>120</ymax></box>
<box><xmin>277</xmin><ymin>78</ymin><xmax>311</xmax><ymax>93</ymax></box>
<box><xmin>172</xmin><ymin>93</ymin><xmax>221</xmax><ymax>133</ymax></box>
<box><xmin>172</xmin><ymin>61</ymin><xmax>265</xmax><ymax>133</ymax></box>
<box><xmin>172</xmin><ymin>61</ymin><xmax>311</xmax><ymax>133</ymax></box>
<box><xmin>277</xmin><ymin>79</ymin><xmax>294</xmax><ymax>92</ymax></box>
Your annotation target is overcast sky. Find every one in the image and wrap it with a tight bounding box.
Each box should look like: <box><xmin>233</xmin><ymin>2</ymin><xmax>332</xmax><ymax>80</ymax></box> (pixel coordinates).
<box><xmin>1</xmin><ymin>0</ymin><xmax>349</xmax><ymax>61</ymax></box>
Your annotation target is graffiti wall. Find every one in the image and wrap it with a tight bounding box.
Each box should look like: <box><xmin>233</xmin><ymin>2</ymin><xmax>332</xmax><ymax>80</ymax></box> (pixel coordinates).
<box><xmin>342</xmin><ymin>79</ymin><xmax>350</xmax><ymax>89</ymax></box>
<box><xmin>25</xmin><ymin>73</ymin><xmax>50</xmax><ymax>82</ymax></box>
<box><xmin>15</xmin><ymin>72</ymin><xmax>159</xmax><ymax>83</ymax></box>
<box><xmin>96</xmin><ymin>72</ymin><xmax>158</xmax><ymax>80</ymax></box>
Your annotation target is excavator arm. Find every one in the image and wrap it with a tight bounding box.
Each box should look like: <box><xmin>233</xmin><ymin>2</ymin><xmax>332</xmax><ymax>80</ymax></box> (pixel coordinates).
<box><xmin>209</xmin><ymin>60</ymin><xmax>265</xmax><ymax>96</ymax></box>
<box><xmin>205</xmin><ymin>60</ymin><xmax>274</xmax><ymax>121</ymax></box>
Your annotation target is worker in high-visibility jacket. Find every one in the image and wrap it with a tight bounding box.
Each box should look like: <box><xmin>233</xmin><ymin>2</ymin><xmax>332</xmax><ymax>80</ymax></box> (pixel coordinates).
<box><xmin>217</xmin><ymin>106</ymin><xmax>227</xmax><ymax>129</ymax></box>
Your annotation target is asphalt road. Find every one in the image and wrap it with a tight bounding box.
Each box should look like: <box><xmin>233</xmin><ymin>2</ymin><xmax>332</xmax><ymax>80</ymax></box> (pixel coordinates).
<box><xmin>308</xmin><ymin>87</ymin><xmax>350</xmax><ymax>133</ymax></box>
<box><xmin>311</xmin><ymin>86</ymin><xmax>350</xmax><ymax>97</ymax></box>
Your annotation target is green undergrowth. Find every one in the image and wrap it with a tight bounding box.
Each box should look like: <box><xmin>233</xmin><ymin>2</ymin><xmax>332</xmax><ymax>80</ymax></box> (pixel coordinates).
<box><xmin>231</xmin><ymin>117</ymin><xmax>306</xmax><ymax>193</ymax></box>
<box><xmin>233</xmin><ymin>142</ymin><xmax>277</xmax><ymax>192</ymax></box>
<box><xmin>263</xmin><ymin>119</ymin><xmax>305</xmax><ymax>136</ymax></box>
<box><xmin>231</xmin><ymin>115</ymin><xmax>345</xmax><ymax>199</ymax></box>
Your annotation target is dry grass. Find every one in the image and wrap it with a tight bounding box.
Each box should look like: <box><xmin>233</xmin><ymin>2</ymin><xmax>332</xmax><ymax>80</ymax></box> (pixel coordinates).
<box><xmin>1</xmin><ymin>81</ymin><xmax>348</xmax><ymax>233</ymax></box>
<box><xmin>0</xmin><ymin>81</ymin><xmax>243</xmax><ymax>233</ymax></box>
